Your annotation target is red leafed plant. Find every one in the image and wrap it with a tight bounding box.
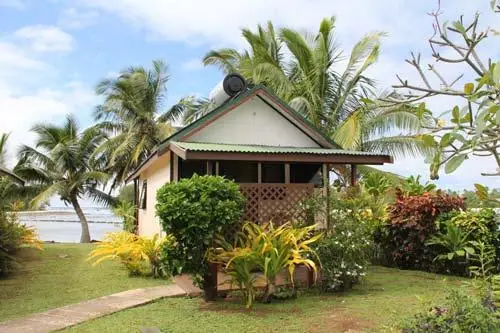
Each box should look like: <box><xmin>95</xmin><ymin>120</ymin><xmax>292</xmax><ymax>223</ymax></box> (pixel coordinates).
<box><xmin>384</xmin><ymin>189</ymin><xmax>465</xmax><ymax>270</ymax></box>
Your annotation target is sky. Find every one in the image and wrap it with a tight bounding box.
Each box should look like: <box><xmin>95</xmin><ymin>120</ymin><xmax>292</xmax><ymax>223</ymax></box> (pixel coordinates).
<box><xmin>0</xmin><ymin>0</ymin><xmax>499</xmax><ymax>208</ymax></box>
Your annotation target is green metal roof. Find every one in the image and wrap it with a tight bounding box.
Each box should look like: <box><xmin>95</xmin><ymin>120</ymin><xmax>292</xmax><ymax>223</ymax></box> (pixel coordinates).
<box><xmin>171</xmin><ymin>141</ymin><xmax>390</xmax><ymax>157</ymax></box>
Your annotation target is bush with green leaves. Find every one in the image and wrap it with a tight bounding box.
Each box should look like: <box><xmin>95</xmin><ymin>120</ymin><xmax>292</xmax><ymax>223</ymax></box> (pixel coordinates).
<box><xmin>402</xmin><ymin>287</ymin><xmax>499</xmax><ymax>332</ymax></box>
<box><xmin>430</xmin><ymin>208</ymin><xmax>499</xmax><ymax>275</ymax></box>
<box><xmin>156</xmin><ymin>175</ymin><xmax>245</xmax><ymax>299</ymax></box>
<box><xmin>113</xmin><ymin>200</ymin><xmax>136</xmax><ymax>233</ymax></box>
<box><xmin>0</xmin><ymin>206</ymin><xmax>42</xmax><ymax>277</ymax></box>
<box><xmin>315</xmin><ymin>211</ymin><xmax>372</xmax><ymax>291</ymax></box>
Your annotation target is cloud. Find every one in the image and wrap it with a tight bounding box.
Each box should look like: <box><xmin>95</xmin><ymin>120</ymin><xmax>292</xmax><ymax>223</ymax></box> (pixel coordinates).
<box><xmin>181</xmin><ymin>58</ymin><xmax>203</xmax><ymax>71</ymax></box>
<box><xmin>0</xmin><ymin>30</ymin><xmax>95</xmax><ymax>167</ymax></box>
<box><xmin>13</xmin><ymin>25</ymin><xmax>74</xmax><ymax>53</ymax></box>
<box><xmin>58</xmin><ymin>7</ymin><xmax>99</xmax><ymax>29</ymax></box>
<box><xmin>0</xmin><ymin>0</ymin><xmax>25</xmax><ymax>9</ymax></box>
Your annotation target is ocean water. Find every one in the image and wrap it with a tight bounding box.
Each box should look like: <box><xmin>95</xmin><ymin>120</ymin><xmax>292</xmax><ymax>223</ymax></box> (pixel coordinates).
<box><xmin>18</xmin><ymin>207</ymin><xmax>123</xmax><ymax>243</ymax></box>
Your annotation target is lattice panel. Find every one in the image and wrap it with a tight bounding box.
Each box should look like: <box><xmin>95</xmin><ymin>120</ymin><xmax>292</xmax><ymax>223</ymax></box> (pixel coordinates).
<box><xmin>240</xmin><ymin>183</ymin><xmax>314</xmax><ymax>225</ymax></box>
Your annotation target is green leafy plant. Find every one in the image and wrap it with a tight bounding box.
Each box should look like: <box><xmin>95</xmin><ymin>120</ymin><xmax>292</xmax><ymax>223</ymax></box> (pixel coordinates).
<box><xmin>0</xmin><ymin>205</ymin><xmax>42</xmax><ymax>277</ymax></box>
<box><xmin>469</xmin><ymin>241</ymin><xmax>497</xmax><ymax>281</ymax></box>
<box><xmin>426</xmin><ymin>222</ymin><xmax>475</xmax><ymax>261</ymax></box>
<box><xmin>402</xmin><ymin>287</ymin><xmax>499</xmax><ymax>332</ymax></box>
<box><xmin>315</xmin><ymin>212</ymin><xmax>372</xmax><ymax>291</ymax></box>
<box><xmin>400</xmin><ymin>175</ymin><xmax>437</xmax><ymax>196</ymax></box>
<box><xmin>208</xmin><ymin>222</ymin><xmax>322</xmax><ymax>307</ymax></box>
<box><xmin>361</xmin><ymin>172</ymin><xmax>391</xmax><ymax>198</ymax></box>
<box><xmin>156</xmin><ymin>175</ymin><xmax>245</xmax><ymax>300</ymax></box>
<box><xmin>88</xmin><ymin>231</ymin><xmax>172</xmax><ymax>278</ymax></box>
<box><xmin>113</xmin><ymin>200</ymin><xmax>136</xmax><ymax>233</ymax></box>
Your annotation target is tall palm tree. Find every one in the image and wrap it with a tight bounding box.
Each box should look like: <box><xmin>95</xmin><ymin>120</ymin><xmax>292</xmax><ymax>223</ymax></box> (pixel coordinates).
<box><xmin>203</xmin><ymin>17</ymin><xmax>428</xmax><ymax>161</ymax></box>
<box><xmin>94</xmin><ymin>60</ymin><xmax>188</xmax><ymax>186</ymax></box>
<box><xmin>16</xmin><ymin>116</ymin><xmax>115</xmax><ymax>243</ymax></box>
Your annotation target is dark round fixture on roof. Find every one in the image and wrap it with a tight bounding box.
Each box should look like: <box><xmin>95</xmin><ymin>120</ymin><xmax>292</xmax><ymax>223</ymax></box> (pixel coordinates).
<box><xmin>222</xmin><ymin>73</ymin><xmax>247</xmax><ymax>96</ymax></box>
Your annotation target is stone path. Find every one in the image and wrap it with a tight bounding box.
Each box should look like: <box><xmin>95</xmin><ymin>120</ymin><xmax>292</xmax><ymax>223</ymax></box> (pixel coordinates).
<box><xmin>0</xmin><ymin>284</ymin><xmax>188</xmax><ymax>333</ymax></box>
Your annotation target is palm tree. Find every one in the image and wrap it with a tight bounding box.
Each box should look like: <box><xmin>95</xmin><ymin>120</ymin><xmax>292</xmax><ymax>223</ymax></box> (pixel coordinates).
<box><xmin>94</xmin><ymin>60</ymin><xmax>189</xmax><ymax>186</ymax></box>
<box><xmin>16</xmin><ymin>116</ymin><xmax>115</xmax><ymax>243</ymax></box>
<box><xmin>203</xmin><ymin>18</ymin><xmax>428</xmax><ymax>161</ymax></box>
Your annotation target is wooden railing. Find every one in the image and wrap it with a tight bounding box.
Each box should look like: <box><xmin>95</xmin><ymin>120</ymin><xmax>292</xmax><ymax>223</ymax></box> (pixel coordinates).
<box><xmin>239</xmin><ymin>183</ymin><xmax>315</xmax><ymax>225</ymax></box>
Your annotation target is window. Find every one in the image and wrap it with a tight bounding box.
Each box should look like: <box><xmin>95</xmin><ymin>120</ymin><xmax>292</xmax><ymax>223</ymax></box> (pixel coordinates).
<box><xmin>218</xmin><ymin>161</ymin><xmax>258</xmax><ymax>183</ymax></box>
<box><xmin>290</xmin><ymin>163</ymin><xmax>322</xmax><ymax>186</ymax></box>
<box><xmin>261</xmin><ymin>163</ymin><xmax>285</xmax><ymax>183</ymax></box>
<box><xmin>179</xmin><ymin>159</ymin><xmax>206</xmax><ymax>179</ymax></box>
<box><xmin>139</xmin><ymin>180</ymin><xmax>147</xmax><ymax>209</ymax></box>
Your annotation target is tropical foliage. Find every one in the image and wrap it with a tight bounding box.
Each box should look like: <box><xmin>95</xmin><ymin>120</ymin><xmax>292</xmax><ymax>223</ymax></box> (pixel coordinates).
<box><xmin>88</xmin><ymin>231</ymin><xmax>172</xmax><ymax>278</ymax></box>
<box><xmin>315</xmin><ymin>213</ymin><xmax>372</xmax><ymax>291</ymax></box>
<box><xmin>15</xmin><ymin>116</ymin><xmax>116</xmax><ymax>243</ymax></box>
<box><xmin>0</xmin><ymin>205</ymin><xmax>41</xmax><ymax>277</ymax></box>
<box><xmin>113</xmin><ymin>200</ymin><xmax>136</xmax><ymax>233</ymax></box>
<box><xmin>156</xmin><ymin>175</ymin><xmax>245</xmax><ymax>299</ymax></box>
<box><xmin>203</xmin><ymin>17</ymin><xmax>429</xmax><ymax>162</ymax></box>
<box><xmin>208</xmin><ymin>222</ymin><xmax>321</xmax><ymax>307</ymax></box>
<box><xmin>402</xmin><ymin>287</ymin><xmax>499</xmax><ymax>333</ymax></box>
<box><xmin>93</xmin><ymin>60</ymin><xmax>188</xmax><ymax>186</ymax></box>
<box><xmin>383</xmin><ymin>191</ymin><xmax>465</xmax><ymax>270</ymax></box>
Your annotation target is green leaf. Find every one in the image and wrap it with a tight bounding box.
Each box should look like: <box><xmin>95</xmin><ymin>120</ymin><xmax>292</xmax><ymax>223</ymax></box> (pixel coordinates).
<box><xmin>493</xmin><ymin>61</ymin><xmax>500</xmax><ymax>84</ymax></box>
<box><xmin>464</xmin><ymin>247</ymin><xmax>475</xmax><ymax>255</ymax></box>
<box><xmin>456</xmin><ymin>250</ymin><xmax>465</xmax><ymax>257</ymax></box>
<box><xmin>474</xmin><ymin>183</ymin><xmax>489</xmax><ymax>200</ymax></box>
<box><xmin>445</xmin><ymin>154</ymin><xmax>467</xmax><ymax>174</ymax></box>
<box><xmin>360</xmin><ymin>98</ymin><xmax>374</xmax><ymax>104</ymax></box>
<box><xmin>464</xmin><ymin>82</ymin><xmax>474</xmax><ymax>95</ymax></box>
<box><xmin>450</xmin><ymin>132</ymin><xmax>466</xmax><ymax>143</ymax></box>
<box><xmin>440</xmin><ymin>133</ymin><xmax>453</xmax><ymax>148</ymax></box>
<box><xmin>447</xmin><ymin>252</ymin><xmax>454</xmax><ymax>260</ymax></box>
<box><xmin>421</xmin><ymin>134</ymin><xmax>436</xmax><ymax>147</ymax></box>
<box><xmin>451</xmin><ymin>106</ymin><xmax>460</xmax><ymax>123</ymax></box>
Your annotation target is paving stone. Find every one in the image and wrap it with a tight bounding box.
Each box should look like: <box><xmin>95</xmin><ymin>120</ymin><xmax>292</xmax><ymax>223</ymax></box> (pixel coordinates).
<box><xmin>0</xmin><ymin>284</ymin><xmax>187</xmax><ymax>333</ymax></box>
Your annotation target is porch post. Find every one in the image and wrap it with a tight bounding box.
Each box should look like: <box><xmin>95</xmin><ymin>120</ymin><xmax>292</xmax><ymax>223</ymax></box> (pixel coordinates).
<box><xmin>215</xmin><ymin>162</ymin><xmax>219</xmax><ymax>176</ymax></box>
<box><xmin>350</xmin><ymin>164</ymin><xmax>357</xmax><ymax>186</ymax></box>
<box><xmin>284</xmin><ymin>163</ymin><xmax>290</xmax><ymax>184</ymax></box>
<box><xmin>206</xmin><ymin>161</ymin><xmax>213</xmax><ymax>175</ymax></box>
<box><xmin>257</xmin><ymin>163</ymin><xmax>262</xmax><ymax>184</ymax></box>
<box><xmin>173</xmin><ymin>154</ymin><xmax>179</xmax><ymax>182</ymax></box>
<box><xmin>323</xmin><ymin>163</ymin><xmax>331</xmax><ymax>230</ymax></box>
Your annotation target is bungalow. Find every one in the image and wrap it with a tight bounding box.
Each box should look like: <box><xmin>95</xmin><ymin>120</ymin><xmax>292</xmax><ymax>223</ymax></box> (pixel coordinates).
<box><xmin>127</xmin><ymin>75</ymin><xmax>393</xmax><ymax>236</ymax></box>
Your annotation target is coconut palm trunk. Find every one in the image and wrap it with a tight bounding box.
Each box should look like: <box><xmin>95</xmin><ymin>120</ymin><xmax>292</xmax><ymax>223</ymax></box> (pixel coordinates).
<box><xmin>71</xmin><ymin>196</ymin><xmax>91</xmax><ymax>243</ymax></box>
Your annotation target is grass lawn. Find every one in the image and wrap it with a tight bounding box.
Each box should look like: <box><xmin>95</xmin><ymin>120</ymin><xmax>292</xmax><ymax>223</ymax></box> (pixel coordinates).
<box><xmin>62</xmin><ymin>266</ymin><xmax>467</xmax><ymax>333</ymax></box>
<box><xmin>0</xmin><ymin>243</ymin><xmax>169</xmax><ymax>321</ymax></box>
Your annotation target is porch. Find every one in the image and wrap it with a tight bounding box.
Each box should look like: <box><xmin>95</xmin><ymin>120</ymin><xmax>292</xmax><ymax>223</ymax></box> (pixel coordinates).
<box><xmin>167</xmin><ymin>141</ymin><xmax>393</xmax><ymax>226</ymax></box>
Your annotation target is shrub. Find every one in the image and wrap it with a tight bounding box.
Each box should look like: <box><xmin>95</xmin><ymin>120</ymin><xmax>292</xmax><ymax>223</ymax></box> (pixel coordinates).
<box><xmin>384</xmin><ymin>191</ymin><xmax>465</xmax><ymax>270</ymax></box>
<box><xmin>208</xmin><ymin>222</ymin><xmax>321</xmax><ymax>307</ymax></box>
<box><xmin>315</xmin><ymin>212</ymin><xmax>372</xmax><ymax>291</ymax></box>
<box><xmin>0</xmin><ymin>207</ymin><xmax>42</xmax><ymax>277</ymax></box>
<box><xmin>88</xmin><ymin>231</ymin><xmax>172</xmax><ymax>278</ymax></box>
<box><xmin>430</xmin><ymin>209</ymin><xmax>499</xmax><ymax>276</ymax></box>
<box><xmin>402</xmin><ymin>287</ymin><xmax>499</xmax><ymax>332</ymax></box>
<box><xmin>399</xmin><ymin>175</ymin><xmax>437</xmax><ymax>196</ymax></box>
<box><xmin>113</xmin><ymin>200</ymin><xmax>136</xmax><ymax>233</ymax></box>
<box><xmin>156</xmin><ymin>175</ymin><xmax>245</xmax><ymax>299</ymax></box>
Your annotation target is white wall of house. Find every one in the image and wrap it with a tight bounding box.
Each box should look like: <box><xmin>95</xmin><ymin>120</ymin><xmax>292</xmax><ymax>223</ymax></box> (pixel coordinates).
<box><xmin>137</xmin><ymin>153</ymin><xmax>170</xmax><ymax>236</ymax></box>
<box><xmin>188</xmin><ymin>96</ymin><xmax>320</xmax><ymax>147</ymax></box>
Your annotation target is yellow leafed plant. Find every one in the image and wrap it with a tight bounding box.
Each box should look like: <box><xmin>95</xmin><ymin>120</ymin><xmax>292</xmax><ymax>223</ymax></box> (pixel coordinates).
<box><xmin>87</xmin><ymin>231</ymin><xmax>173</xmax><ymax>278</ymax></box>
<box><xmin>208</xmin><ymin>222</ymin><xmax>322</xmax><ymax>307</ymax></box>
